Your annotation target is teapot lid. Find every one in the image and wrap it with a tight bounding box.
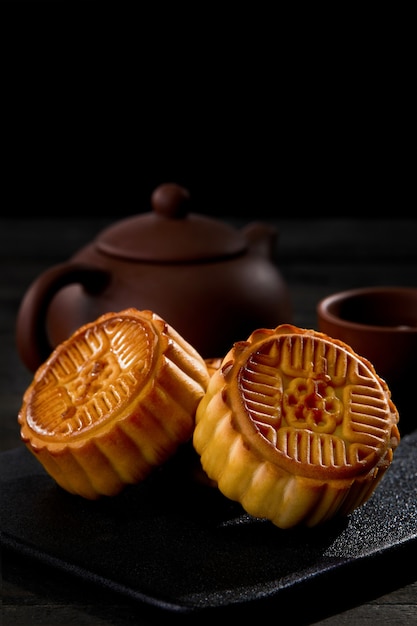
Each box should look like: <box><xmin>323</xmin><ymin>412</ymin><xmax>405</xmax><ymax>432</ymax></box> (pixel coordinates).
<box><xmin>96</xmin><ymin>183</ymin><xmax>247</xmax><ymax>262</ymax></box>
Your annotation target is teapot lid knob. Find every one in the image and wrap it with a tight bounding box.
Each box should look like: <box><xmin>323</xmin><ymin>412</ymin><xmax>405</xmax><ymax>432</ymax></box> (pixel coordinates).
<box><xmin>151</xmin><ymin>183</ymin><xmax>190</xmax><ymax>219</ymax></box>
<box><xmin>96</xmin><ymin>182</ymin><xmax>248</xmax><ymax>262</ymax></box>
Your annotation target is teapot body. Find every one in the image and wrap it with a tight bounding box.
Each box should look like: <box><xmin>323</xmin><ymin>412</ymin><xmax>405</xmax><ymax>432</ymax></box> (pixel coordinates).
<box><xmin>45</xmin><ymin>243</ymin><xmax>292</xmax><ymax>362</ymax></box>
<box><xmin>16</xmin><ymin>183</ymin><xmax>293</xmax><ymax>372</ymax></box>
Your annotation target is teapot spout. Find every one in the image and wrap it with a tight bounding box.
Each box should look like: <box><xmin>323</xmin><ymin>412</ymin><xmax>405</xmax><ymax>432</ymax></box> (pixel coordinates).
<box><xmin>242</xmin><ymin>222</ymin><xmax>278</xmax><ymax>258</ymax></box>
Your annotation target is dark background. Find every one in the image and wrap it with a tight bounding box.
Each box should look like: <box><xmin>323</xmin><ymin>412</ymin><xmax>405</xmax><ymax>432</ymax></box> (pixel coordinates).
<box><xmin>2</xmin><ymin>5</ymin><xmax>415</xmax><ymax>220</ymax></box>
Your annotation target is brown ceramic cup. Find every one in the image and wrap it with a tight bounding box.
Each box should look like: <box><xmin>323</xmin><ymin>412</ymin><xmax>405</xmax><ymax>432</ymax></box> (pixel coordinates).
<box><xmin>317</xmin><ymin>286</ymin><xmax>417</xmax><ymax>433</ymax></box>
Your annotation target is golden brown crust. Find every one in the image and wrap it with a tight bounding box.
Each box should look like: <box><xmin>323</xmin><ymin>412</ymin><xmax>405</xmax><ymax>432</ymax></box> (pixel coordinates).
<box><xmin>19</xmin><ymin>308</ymin><xmax>210</xmax><ymax>499</ymax></box>
<box><xmin>193</xmin><ymin>324</ymin><xmax>400</xmax><ymax>528</ymax></box>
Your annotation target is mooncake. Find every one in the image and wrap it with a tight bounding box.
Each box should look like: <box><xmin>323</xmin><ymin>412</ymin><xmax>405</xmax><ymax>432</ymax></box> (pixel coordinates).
<box><xmin>18</xmin><ymin>308</ymin><xmax>210</xmax><ymax>499</ymax></box>
<box><xmin>193</xmin><ymin>324</ymin><xmax>400</xmax><ymax>528</ymax></box>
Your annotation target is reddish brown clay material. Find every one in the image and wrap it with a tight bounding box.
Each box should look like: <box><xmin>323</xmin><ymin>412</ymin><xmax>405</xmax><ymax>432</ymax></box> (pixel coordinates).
<box><xmin>16</xmin><ymin>183</ymin><xmax>292</xmax><ymax>372</ymax></box>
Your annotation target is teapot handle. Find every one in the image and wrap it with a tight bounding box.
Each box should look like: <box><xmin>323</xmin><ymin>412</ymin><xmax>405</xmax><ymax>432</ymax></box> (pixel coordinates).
<box><xmin>16</xmin><ymin>262</ymin><xmax>110</xmax><ymax>372</ymax></box>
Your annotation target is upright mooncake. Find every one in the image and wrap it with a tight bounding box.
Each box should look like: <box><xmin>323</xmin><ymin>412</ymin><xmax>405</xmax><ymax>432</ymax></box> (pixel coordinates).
<box><xmin>18</xmin><ymin>308</ymin><xmax>210</xmax><ymax>499</ymax></box>
<box><xmin>193</xmin><ymin>324</ymin><xmax>400</xmax><ymax>528</ymax></box>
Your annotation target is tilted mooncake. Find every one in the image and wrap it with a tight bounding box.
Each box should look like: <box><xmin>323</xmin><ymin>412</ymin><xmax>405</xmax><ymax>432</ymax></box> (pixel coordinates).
<box><xmin>18</xmin><ymin>308</ymin><xmax>210</xmax><ymax>499</ymax></box>
<box><xmin>193</xmin><ymin>324</ymin><xmax>400</xmax><ymax>528</ymax></box>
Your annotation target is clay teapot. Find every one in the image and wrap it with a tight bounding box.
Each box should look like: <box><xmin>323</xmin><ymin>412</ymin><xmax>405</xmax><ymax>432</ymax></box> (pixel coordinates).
<box><xmin>16</xmin><ymin>183</ymin><xmax>292</xmax><ymax>372</ymax></box>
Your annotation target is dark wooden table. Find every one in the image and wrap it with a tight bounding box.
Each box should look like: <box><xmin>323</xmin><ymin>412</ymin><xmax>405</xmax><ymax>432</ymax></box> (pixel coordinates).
<box><xmin>1</xmin><ymin>217</ymin><xmax>417</xmax><ymax>625</ymax></box>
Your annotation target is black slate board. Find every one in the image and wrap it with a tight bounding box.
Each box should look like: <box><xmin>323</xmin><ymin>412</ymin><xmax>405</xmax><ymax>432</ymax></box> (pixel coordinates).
<box><xmin>1</xmin><ymin>432</ymin><xmax>417</xmax><ymax>619</ymax></box>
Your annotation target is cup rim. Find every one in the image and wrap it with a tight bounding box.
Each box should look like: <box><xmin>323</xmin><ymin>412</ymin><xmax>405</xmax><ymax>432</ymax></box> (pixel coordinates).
<box><xmin>317</xmin><ymin>286</ymin><xmax>417</xmax><ymax>333</ymax></box>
